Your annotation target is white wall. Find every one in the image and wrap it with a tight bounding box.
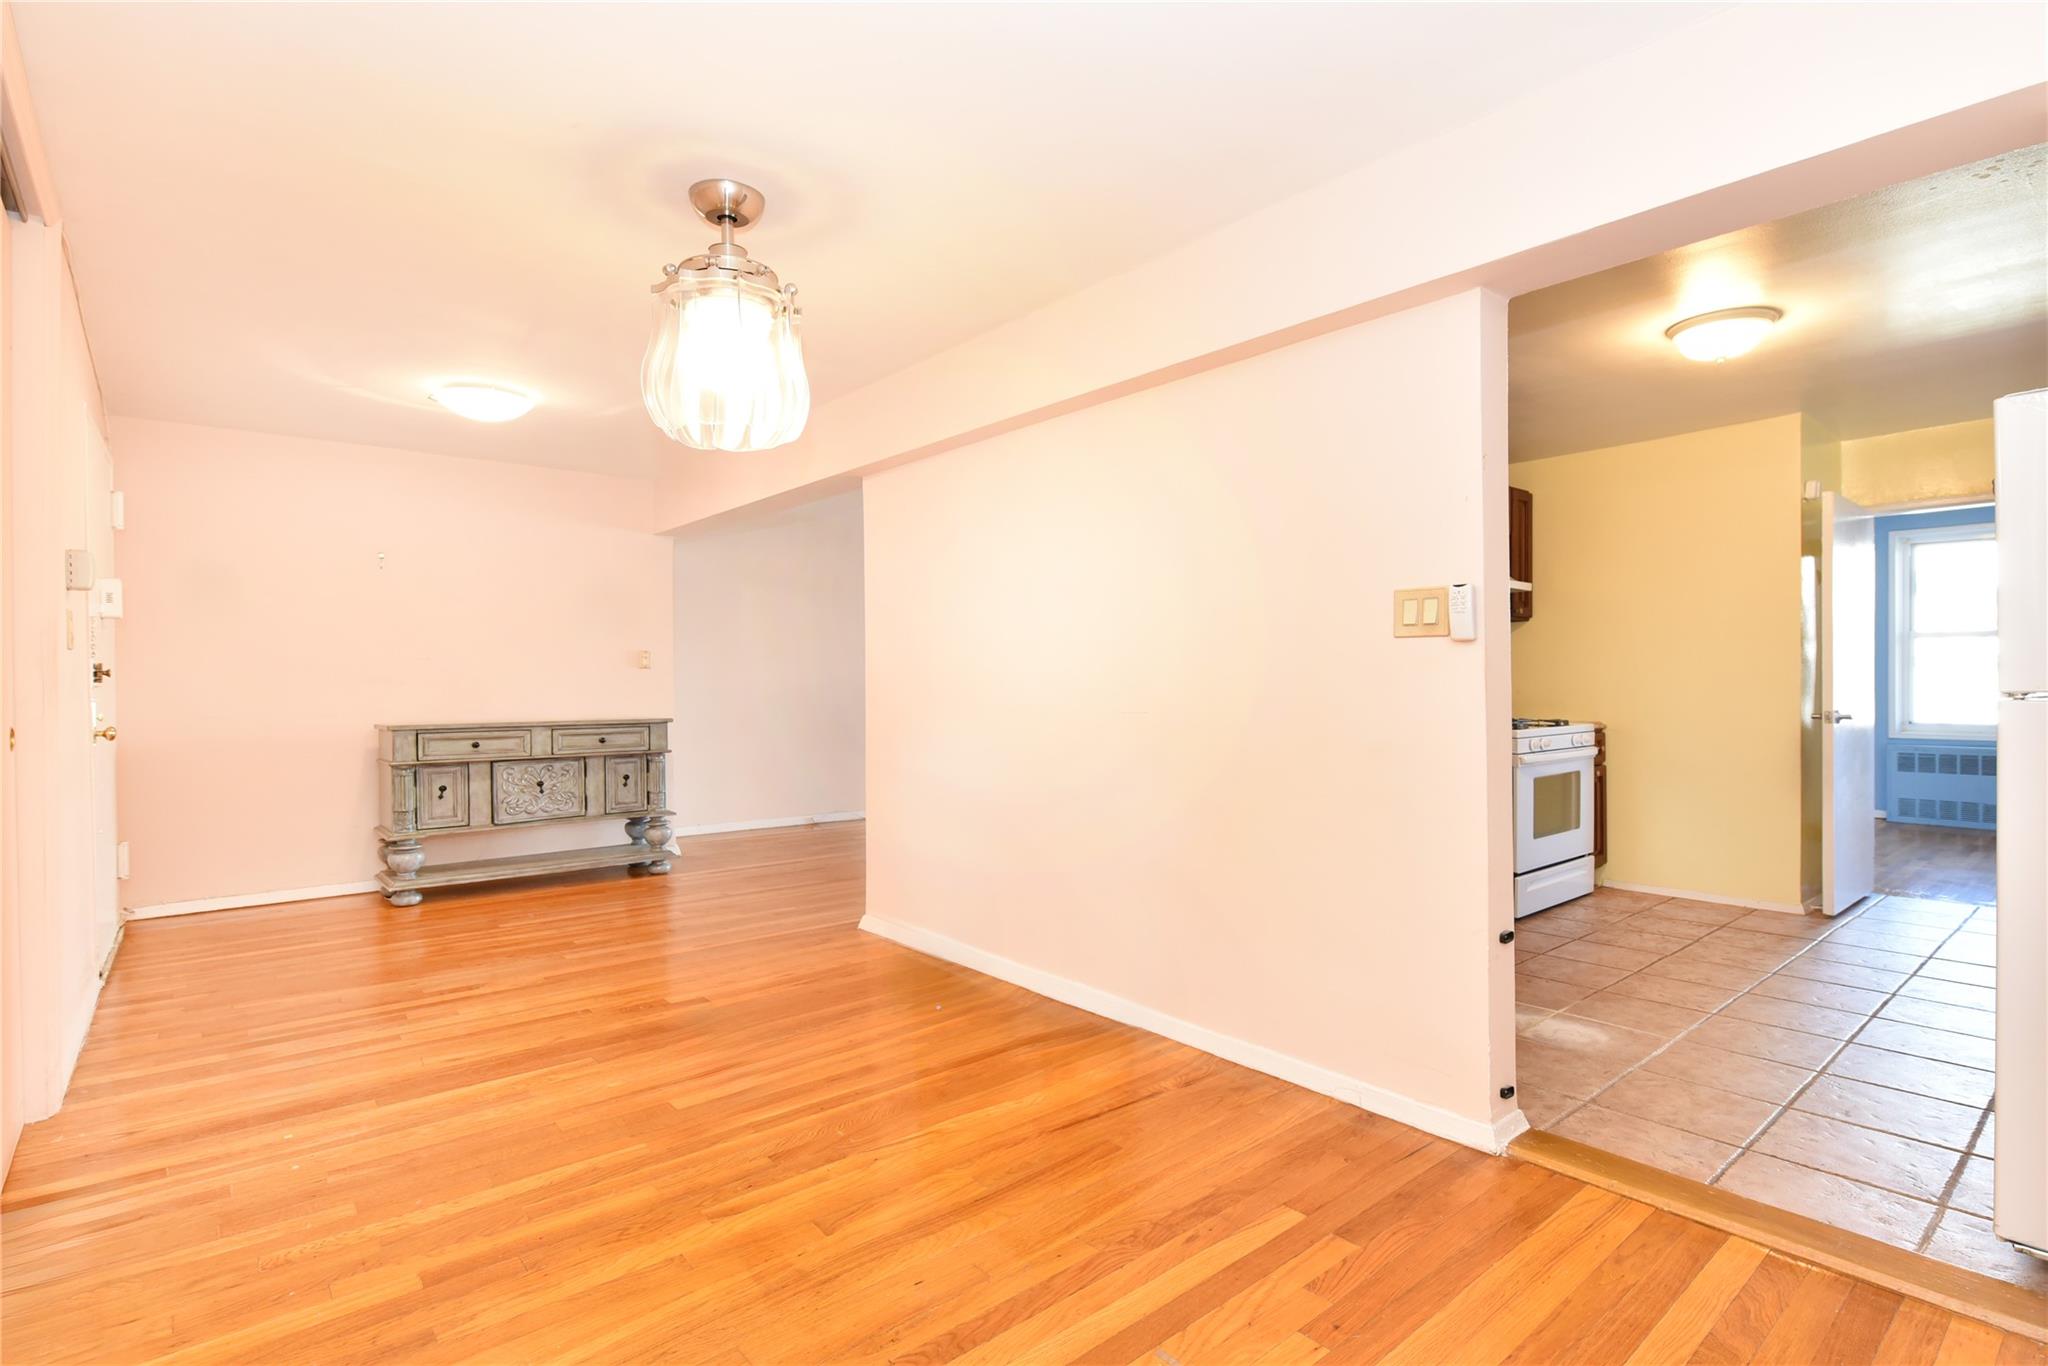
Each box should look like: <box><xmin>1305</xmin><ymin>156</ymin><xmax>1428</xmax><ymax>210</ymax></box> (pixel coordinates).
<box><xmin>3</xmin><ymin>216</ymin><xmax>112</xmax><ymax>1163</ymax></box>
<box><xmin>670</xmin><ymin>490</ymin><xmax>864</xmax><ymax>829</ymax></box>
<box><xmin>109</xmin><ymin>417</ymin><xmax>675</xmax><ymax>914</ymax></box>
<box><xmin>862</xmin><ymin>292</ymin><xmax>1519</xmax><ymax>1150</ymax></box>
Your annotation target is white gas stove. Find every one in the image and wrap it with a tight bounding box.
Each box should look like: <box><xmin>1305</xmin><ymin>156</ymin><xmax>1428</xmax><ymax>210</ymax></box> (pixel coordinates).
<box><xmin>1511</xmin><ymin>719</ymin><xmax>1599</xmax><ymax>916</ymax></box>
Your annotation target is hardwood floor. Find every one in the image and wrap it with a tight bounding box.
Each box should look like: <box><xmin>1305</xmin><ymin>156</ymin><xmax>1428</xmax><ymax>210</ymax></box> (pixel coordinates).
<box><xmin>3</xmin><ymin>822</ymin><xmax>2038</xmax><ymax>1363</ymax></box>
<box><xmin>1874</xmin><ymin>818</ymin><xmax>1997</xmax><ymax>904</ymax></box>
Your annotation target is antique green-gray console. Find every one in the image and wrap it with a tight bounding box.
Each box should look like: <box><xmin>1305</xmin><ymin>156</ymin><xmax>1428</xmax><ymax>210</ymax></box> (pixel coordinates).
<box><xmin>375</xmin><ymin>719</ymin><xmax>673</xmax><ymax>906</ymax></box>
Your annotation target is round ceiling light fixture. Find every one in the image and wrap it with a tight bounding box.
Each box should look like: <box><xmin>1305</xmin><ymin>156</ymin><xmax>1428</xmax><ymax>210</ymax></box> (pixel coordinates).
<box><xmin>430</xmin><ymin>381</ymin><xmax>537</xmax><ymax>423</ymax></box>
<box><xmin>1664</xmin><ymin>306</ymin><xmax>1783</xmax><ymax>363</ymax></box>
<box><xmin>640</xmin><ymin>178</ymin><xmax>810</xmax><ymax>452</ymax></box>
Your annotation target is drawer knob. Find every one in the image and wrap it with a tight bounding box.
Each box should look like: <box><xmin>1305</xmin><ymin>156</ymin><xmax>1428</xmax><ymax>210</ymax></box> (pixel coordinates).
<box><xmin>599</xmin><ymin>736</ymin><xmax>607</xmax><ymax>744</ymax></box>
<box><xmin>621</xmin><ymin>772</ymin><xmax>632</xmax><ymax>788</ymax></box>
<box><xmin>471</xmin><ymin>740</ymin><xmax>481</xmax><ymax>749</ymax></box>
<box><xmin>437</xmin><ymin>784</ymin><xmax>449</xmax><ymax>799</ymax></box>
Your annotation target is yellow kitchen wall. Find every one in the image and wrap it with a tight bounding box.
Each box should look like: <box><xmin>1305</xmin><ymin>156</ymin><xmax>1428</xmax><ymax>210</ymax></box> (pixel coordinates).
<box><xmin>1840</xmin><ymin>418</ymin><xmax>1994</xmax><ymax>507</ymax></box>
<box><xmin>1511</xmin><ymin>414</ymin><xmax>1806</xmax><ymax>909</ymax></box>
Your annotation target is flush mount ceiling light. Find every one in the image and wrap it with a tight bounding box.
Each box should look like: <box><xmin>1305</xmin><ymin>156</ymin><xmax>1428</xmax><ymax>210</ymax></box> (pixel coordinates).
<box><xmin>1664</xmin><ymin>306</ymin><xmax>1783</xmax><ymax>363</ymax></box>
<box><xmin>641</xmin><ymin>178</ymin><xmax>810</xmax><ymax>452</ymax></box>
<box><xmin>430</xmin><ymin>381</ymin><xmax>536</xmax><ymax>423</ymax></box>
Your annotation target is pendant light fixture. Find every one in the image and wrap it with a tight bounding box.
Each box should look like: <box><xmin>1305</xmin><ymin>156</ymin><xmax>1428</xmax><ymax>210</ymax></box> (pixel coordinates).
<box><xmin>640</xmin><ymin>178</ymin><xmax>810</xmax><ymax>452</ymax></box>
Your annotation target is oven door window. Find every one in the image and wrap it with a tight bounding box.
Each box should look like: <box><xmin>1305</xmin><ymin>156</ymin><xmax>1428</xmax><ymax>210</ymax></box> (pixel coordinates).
<box><xmin>1530</xmin><ymin>768</ymin><xmax>1583</xmax><ymax>839</ymax></box>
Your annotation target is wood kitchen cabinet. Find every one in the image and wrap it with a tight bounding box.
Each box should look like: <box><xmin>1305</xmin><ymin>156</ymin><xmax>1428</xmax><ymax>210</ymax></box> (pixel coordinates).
<box><xmin>1508</xmin><ymin>486</ymin><xmax>1533</xmax><ymax>622</ymax></box>
<box><xmin>1593</xmin><ymin>724</ymin><xmax>1608</xmax><ymax>867</ymax></box>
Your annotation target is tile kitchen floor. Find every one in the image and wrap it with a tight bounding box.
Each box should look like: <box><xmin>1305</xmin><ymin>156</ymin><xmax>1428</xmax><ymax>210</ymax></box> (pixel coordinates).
<box><xmin>1514</xmin><ymin>885</ymin><xmax>2044</xmax><ymax>1294</ymax></box>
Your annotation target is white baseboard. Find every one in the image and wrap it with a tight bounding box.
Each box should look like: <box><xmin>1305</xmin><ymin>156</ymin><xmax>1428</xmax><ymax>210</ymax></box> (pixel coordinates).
<box><xmin>1598</xmin><ymin>879</ymin><xmax>1805</xmax><ymax>915</ymax></box>
<box><xmin>126</xmin><ymin>880</ymin><xmax>382</xmax><ymax>921</ymax></box>
<box><xmin>860</xmin><ymin>912</ymin><xmax>1512</xmax><ymax>1154</ymax></box>
<box><xmin>122</xmin><ymin>815</ymin><xmax>865</xmax><ymax>921</ymax></box>
<box><xmin>674</xmin><ymin>810</ymin><xmax>865</xmax><ymax>837</ymax></box>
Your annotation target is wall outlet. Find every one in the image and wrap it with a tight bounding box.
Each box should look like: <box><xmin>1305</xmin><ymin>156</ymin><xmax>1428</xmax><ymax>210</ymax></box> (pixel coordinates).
<box><xmin>636</xmin><ymin>649</ymin><xmax>653</xmax><ymax>670</ymax></box>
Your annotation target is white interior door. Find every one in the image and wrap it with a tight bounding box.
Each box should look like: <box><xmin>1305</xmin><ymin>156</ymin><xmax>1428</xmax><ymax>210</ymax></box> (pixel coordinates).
<box><xmin>84</xmin><ymin>408</ymin><xmax>120</xmax><ymax>975</ymax></box>
<box><xmin>1820</xmin><ymin>491</ymin><xmax>1876</xmax><ymax>916</ymax></box>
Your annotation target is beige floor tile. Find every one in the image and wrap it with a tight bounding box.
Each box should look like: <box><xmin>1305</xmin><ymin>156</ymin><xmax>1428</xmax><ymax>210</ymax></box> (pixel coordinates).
<box><xmin>1718</xmin><ymin>992</ymin><xmax>1868</xmax><ymax>1041</ymax></box>
<box><xmin>1715</xmin><ymin>1152</ymin><xmax>1935</xmax><ymax>1250</ymax></box>
<box><xmin>1622</xmin><ymin>913</ymin><xmax>1720</xmax><ymax>946</ymax></box>
<box><xmin>1950</xmin><ymin>1154</ymin><xmax>1994</xmax><ymax>1219</ymax></box>
<box><xmin>1803</xmin><ymin>940</ymin><xmax>1928</xmax><ymax>974</ymax></box>
<box><xmin>1576</xmin><ymin>887</ymin><xmax>1669</xmax><ymax>912</ymax></box>
<box><xmin>1791</xmin><ymin>1075</ymin><xmax>1983</xmax><ymax>1151</ymax></box>
<box><xmin>1578</xmin><ymin>926</ymin><xmax>1698</xmax><ymax>956</ymax></box>
<box><xmin>1934</xmin><ymin>932</ymin><xmax>1996</xmax><ymax>967</ymax></box>
<box><xmin>1777</xmin><ymin>956</ymin><xmax>1909</xmax><ymax>993</ymax></box>
<box><xmin>1546</xmin><ymin>939</ymin><xmax>1665</xmax><ymax>972</ymax></box>
<box><xmin>1923</xmin><ymin>1209</ymin><xmax>2048</xmax><ymax>1292</ymax></box>
<box><xmin>1914</xmin><ymin>959</ymin><xmax>1996</xmax><ymax>988</ymax></box>
<box><xmin>1638</xmin><ymin>956</ymin><xmax>1766</xmax><ymax>992</ymax></box>
<box><xmin>1515</xmin><ymin>1085</ymin><xmax>1579</xmax><ymax>1130</ymax></box>
<box><xmin>1824</xmin><ymin>923</ymin><xmax>1949</xmax><ymax>953</ymax></box>
<box><xmin>1749</xmin><ymin>974</ymin><xmax>1888</xmax><ymax>1015</ymax></box>
<box><xmin>1517</xmin><ymin>954</ymin><xmax>1632</xmax><ymax>990</ymax></box>
<box><xmin>1728</xmin><ymin>910</ymin><xmax>1834</xmax><ymax>939</ymax></box>
<box><xmin>1687</xmin><ymin>1016</ymin><xmax>1841</xmax><ymax>1069</ymax></box>
<box><xmin>1553</xmin><ymin>1103</ymin><xmax>1736</xmax><ymax>1183</ymax></box>
<box><xmin>1601</xmin><ymin>972</ymin><xmax>1739</xmax><ymax>1012</ymax></box>
<box><xmin>1642</xmin><ymin>1040</ymin><xmax>1812</xmax><ymax>1105</ymax></box>
<box><xmin>1650</xmin><ymin>898</ymin><xmax>1748</xmax><ymax>926</ymax></box>
<box><xmin>1825</xmin><ymin>1043</ymin><xmax>1994</xmax><ymax>1108</ymax></box>
<box><xmin>1512</xmin><ymin>928</ymin><xmax>1574</xmax><ymax>957</ymax></box>
<box><xmin>1877</xmin><ymin>994</ymin><xmax>1995</xmax><ymax>1040</ymax></box>
<box><xmin>1857</xmin><ymin>1018</ymin><xmax>1996</xmax><ymax>1071</ymax></box>
<box><xmin>1560</xmin><ymin>990</ymin><xmax>1706</xmax><ymax>1040</ymax></box>
<box><xmin>1674</xmin><ymin>943</ymin><xmax>1801</xmax><ymax>976</ymax></box>
<box><xmin>1515</xmin><ymin>1004</ymin><xmax>1556</xmax><ymax>1031</ymax></box>
<box><xmin>1595</xmin><ymin>1069</ymin><xmax>1777</xmax><ymax>1148</ymax></box>
<box><xmin>1523</xmin><ymin>1036</ymin><xmax>1646</xmax><ymax>1097</ymax></box>
<box><xmin>1896</xmin><ymin>974</ymin><xmax>1996</xmax><ymax>1012</ymax></box>
<box><xmin>1866</xmin><ymin>894</ymin><xmax>1978</xmax><ymax>925</ymax></box>
<box><xmin>1515</xmin><ymin>972</ymin><xmax>1595</xmax><ymax>1011</ymax></box>
<box><xmin>1751</xmin><ymin>1109</ymin><xmax>1962</xmax><ymax>1203</ymax></box>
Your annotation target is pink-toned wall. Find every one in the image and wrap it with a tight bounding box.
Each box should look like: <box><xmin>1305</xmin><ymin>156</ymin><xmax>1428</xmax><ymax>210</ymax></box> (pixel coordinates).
<box><xmin>656</xmin><ymin>6</ymin><xmax>2046</xmax><ymax>534</ymax></box>
<box><xmin>671</xmin><ymin>490</ymin><xmax>864</xmax><ymax>828</ymax></box>
<box><xmin>861</xmin><ymin>291</ymin><xmax>1518</xmax><ymax>1148</ymax></box>
<box><xmin>109</xmin><ymin>418</ymin><xmax>674</xmax><ymax>912</ymax></box>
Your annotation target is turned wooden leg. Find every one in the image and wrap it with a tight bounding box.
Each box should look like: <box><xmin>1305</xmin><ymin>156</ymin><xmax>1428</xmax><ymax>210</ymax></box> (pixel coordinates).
<box><xmin>383</xmin><ymin>839</ymin><xmax>425</xmax><ymax>907</ymax></box>
<box><xmin>641</xmin><ymin>815</ymin><xmax>673</xmax><ymax>876</ymax></box>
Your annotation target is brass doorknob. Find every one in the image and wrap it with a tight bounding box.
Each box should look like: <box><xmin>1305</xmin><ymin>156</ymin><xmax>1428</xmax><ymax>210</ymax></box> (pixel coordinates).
<box><xmin>93</xmin><ymin>726</ymin><xmax>117</xmax><ymax>742</ymax></box>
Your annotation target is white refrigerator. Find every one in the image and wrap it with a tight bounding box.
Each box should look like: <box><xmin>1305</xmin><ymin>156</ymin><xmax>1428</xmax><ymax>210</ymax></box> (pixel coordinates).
<box><xmin>1995</xmin><ymin>388</ymin><xmax>2047</xmax><ymax>1261</ymax></box>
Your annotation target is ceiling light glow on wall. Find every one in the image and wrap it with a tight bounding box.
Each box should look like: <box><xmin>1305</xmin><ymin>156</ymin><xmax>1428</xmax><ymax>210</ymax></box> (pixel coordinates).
<box><xmin>430</xmin><ymin>381</ymin><xmax>537</xmax><ymax>422</ymax></box>
<box><xmin>641</xmin><ymin>178</ymin><xmax>809</xmax><ymax>452</ymax></box>
<box><xmin>1664</xmin><ymin>306</ymin><xmax>1783</xmax><ymax>363</ymax></box>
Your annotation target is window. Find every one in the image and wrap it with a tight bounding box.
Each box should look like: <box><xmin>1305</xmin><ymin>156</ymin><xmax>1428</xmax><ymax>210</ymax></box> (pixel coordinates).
<box><xmin>1890</xmin><ymin>523</ymin><xmax>1997</xmax><ymax>740</ymax></box>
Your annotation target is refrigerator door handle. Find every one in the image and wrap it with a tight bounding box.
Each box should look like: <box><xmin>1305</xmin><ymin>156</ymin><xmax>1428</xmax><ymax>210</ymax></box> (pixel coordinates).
<box><xmin>2004</xmin><ymin>691</ymin><xmax>2048</xmax><ymax>701</ymax></box>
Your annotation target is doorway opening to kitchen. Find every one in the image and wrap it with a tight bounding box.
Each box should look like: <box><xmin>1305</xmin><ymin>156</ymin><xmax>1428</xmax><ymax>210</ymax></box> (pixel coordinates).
<box><xmin>1501</xmin><ymin>145</ymin><xmax>2044</xmax><ymax>1297</ymax></box>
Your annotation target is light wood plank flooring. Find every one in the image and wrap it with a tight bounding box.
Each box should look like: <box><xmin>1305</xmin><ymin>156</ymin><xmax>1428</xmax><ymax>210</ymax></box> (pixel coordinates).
<box><xmin>3</xmin><ymin>822</ymin><xmax>2037</xmax><ymax>1363</ymax></box>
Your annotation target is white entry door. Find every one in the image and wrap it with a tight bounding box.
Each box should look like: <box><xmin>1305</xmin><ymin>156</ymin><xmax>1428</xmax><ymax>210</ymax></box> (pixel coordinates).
<box><xmin>84</xmin><ymin>407</ymin><xmax>120</xmax><ymax>974</ymax></box>
<box><xmin>1820</xmin><ymin>491</ymin><xmax>1876</xmax><ymax>916</ymax></box>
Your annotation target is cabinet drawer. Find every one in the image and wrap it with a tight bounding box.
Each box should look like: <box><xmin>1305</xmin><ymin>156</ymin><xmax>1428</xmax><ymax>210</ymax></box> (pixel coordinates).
<box><xmin>416</xmin><ymin>765</ymin><xmax>469</xmax><ymax>829</ymax></box>
<box><xmin>492</xmin><ymin>760</ymin><xmax>586</xmax><ymax>824</ymax></box>
<box><xmin>552</xmin><ymin>725</ymin><xmax>650</xmax><ymax>755</ymax></box>
<box><xmin>421</xmin><ymin>729</ymin><xmax>532</xmax><ymax>760</ymax></box>
<box><xmin>604</xmin><ymin>756</ymin><xmax>648</xmax><ymax>814</ymax></box>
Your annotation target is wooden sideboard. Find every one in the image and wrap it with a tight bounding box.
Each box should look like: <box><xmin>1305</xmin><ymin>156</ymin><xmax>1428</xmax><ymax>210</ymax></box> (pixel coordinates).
<box><xmin>375</xmin><ymin>719</ymin><xmax>673</xmax><ymax>906</ymax></box>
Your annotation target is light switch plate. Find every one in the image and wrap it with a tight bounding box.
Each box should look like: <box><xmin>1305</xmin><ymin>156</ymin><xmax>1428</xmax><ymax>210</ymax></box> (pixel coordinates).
<box><xmin>1393</xmin><ymin>587</ymin><xmax>1451</xmax><ymax>637</ymax></box>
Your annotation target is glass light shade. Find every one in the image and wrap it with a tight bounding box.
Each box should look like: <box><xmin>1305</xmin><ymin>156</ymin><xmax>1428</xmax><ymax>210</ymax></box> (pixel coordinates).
<box><xmin>1664</xmin><ymin>307</ymin><xmax>1781</xmax><ymax>363</ymax></box>
<box><xmin>641</xmin><ymin>276</ymin><xmax>810</xmax><ymax>451</ymax></box>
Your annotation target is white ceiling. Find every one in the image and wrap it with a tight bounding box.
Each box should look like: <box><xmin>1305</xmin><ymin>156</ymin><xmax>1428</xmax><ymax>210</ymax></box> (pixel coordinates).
<box><xmin>1509</xmin><ymin>147</ymin><xmax>2048</xmax><ymax>461</ymax></box>
<box><xmin>16</xmin><ymin>3</ymin><xmax>1712</xmax><ymax>477</ymax></box>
